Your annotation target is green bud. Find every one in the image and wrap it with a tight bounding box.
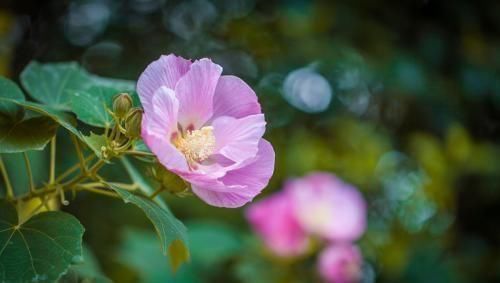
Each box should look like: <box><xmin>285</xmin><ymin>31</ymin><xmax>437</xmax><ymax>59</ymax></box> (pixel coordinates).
<box><xmin>112</xmin><ymin>93</ymin><xmax>133</xmax><ymax>118</ymax></box>
<box><xmin>124</xmin><ymin>107</ymin><xmax>143</xmax><ymax>138</ymax></box>
<box><xmin>152</xmin><ymin>164</ymin><xmax>189</xmax><ymax>195</ymax></box>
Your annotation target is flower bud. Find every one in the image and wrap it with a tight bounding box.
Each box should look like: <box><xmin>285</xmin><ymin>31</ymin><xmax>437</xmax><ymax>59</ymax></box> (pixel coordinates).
<box><xmin>124</xmin><ymin>108</ymin><xmax>143</xmax><ymax>138</ymax></box>
<box><xmin>112</xmin><ymin>93</ymin><xmax>133</xmax><ymax>118</ymax></box>
<box><xmin>152</xmin><ymin>164</ymin><xmax>188</xmax><ymax>195</ymax></box>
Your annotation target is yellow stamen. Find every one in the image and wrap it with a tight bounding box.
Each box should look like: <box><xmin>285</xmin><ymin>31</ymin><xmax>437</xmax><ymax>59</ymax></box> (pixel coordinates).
<box><xmin>173</xmin><ymin>126</ymin><xmax>216</xmax><ymax>165</ymax></box>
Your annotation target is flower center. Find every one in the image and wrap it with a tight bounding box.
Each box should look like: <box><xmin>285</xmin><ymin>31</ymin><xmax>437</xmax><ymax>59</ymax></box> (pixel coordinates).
<box><xmin>173</xmin><ymin>126</ymin><xmax>216</xmax><ymax>165</ymax></box>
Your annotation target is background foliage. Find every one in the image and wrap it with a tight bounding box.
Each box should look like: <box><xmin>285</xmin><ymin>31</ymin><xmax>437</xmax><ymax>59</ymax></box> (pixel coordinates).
<box><xmin>0</xmin><ymin>0</ymin><xmax>499</xmax><ymax>282</ymax></box>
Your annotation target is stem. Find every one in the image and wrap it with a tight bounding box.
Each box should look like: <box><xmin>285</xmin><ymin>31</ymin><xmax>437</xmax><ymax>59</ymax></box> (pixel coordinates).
<box><xmin>75</xmin><ymin>185</ymin><xmax>120</xmax><ymax>198</ymax></box>
<box><xmin>49</xmin><ymin>136</ymin><xmax>56</xmax><ymax>184</ymax></box>
<box><xmin>55</xmin><ymin>155</ymin><xmax>95</xmax><ymax>183</ymax></box>
<box><xmin>89</xmin><ymin>159</ymin><xmax>106</xmax><ymax>176</ymax></box>
<box><xmin>71</xmin><ymin>134</ymin><xmax>87</xmax><ymax>173</ymax></box>
<box><xmin>109</xmin><ymin>124</ymin><xmax>117</xmax><ymax>141</ymax></box>
<box><xmin>125</xmin><ymin>150</ymin><xmax>154</xmax><ymax>157</ymax></box>
<box><xmin>58</xmin><ymin>186</ymin><xmax>69</xmax><ymax>205</ymax></box>
<box><xmin>114</xmin><ymin>139</ymin><xmax>132</xmax><ymax>152</ymax></box>
<box><xmin>81</xmin><ymin>182</ymin><xmax>137</xmax><ymax>191</ymax></box>
<box><xmin>23</xmin><ymin>152</ymin><xmax>35</xmax><ymax>193</ymax></box>
<box><xmin>149</xmin><ymin>186</ymin><xmax>166</xmax><ymax>199</ymax></box>
<box><xmin>59</xmin><ymin>158</ymin><xmax>105</xmax><ymax>189</ymax></box>
<box><xmin>0</xmin><ymin>156</ymin><xmax>14</xmax><ymax>199</ymax></box>
<box><xmin>21</xmin><ymin>195</ymin><xmax>51</xmax><ymax>224</ymax></box>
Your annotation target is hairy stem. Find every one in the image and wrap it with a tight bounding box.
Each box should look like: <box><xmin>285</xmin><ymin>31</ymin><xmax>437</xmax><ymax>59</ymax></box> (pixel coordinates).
<box><xmin>75</xmin><ymin>185</ymin><xmax>120</xmax><ymax>198</ymax></box>
<box><xmin>81</xmin><ymin>182</ymin><xmax>138</xmax><ymax>191</ymax></box>
<box><xmin>71</xmin><ymin>134</ymin><xmax>87</xmax><ymax>174</ymax></box>
<box><xmin>125</xmin><ymin>150</ymin><xmax>154</xmax><ymax>157</ymax></box>
<box><xmin>55</xmin><ymin>155</ymin><xmax>95</xmax><ymax>183</ymax></box>
<box><xmin>49</xmin><ymin>136</ymin><xmax>56</xmax><ymax>184</ymax></box>
<box><xmin>149</xmin><ymin>186</ymin><xmax>166</xmax><ymax>199</ymax></box>
<box><xmin>23</xmin><ymin>152</ymin><xmax>35</xmax><ymax>193</ymax></box>
<box><xmin>0</xmin><ymin>155</ymin><xmax>14</xmax><ymax>199</ymax></box>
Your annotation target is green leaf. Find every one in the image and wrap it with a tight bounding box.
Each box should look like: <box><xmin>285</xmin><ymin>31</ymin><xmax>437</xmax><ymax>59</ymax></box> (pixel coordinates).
<box><xmin>120</xmin><ymin>157</ymin><xmax>157</xmax><ymax>198</ymax></box>
<box><xmin>0</xmin><ymin>116</ymin><xmax>58</xmax><ymax>153</ymax></box>
<box><xmin>0</xmin><ymin>98</ymin><xmax>80</xmax><ymax>138</ymax></box>
<box><xmin>134</xmin><ymin>140</ymin><xmax>151</xmax><ymax>153</ymax></box>
<box><xmin>0</xmin><ymin>201</ymin><xmax>85</xmax><ymax>283</ymax></box>
<box><xmin>20</xmin><ymin>61</ymin><xmax>137</xmax><ymax>113</ymax></box>
<box><xmin>106</xmin><ymin>184</ymin><xmax>190</xmax><ymax>271</ymax></box>
<box><xmin>71</xmin><ymin>86</ymin><xmax>118</xmax><ymax>127</ymax></box>
<box><xmin>0</xmin><ymin>76</ymin><xmax>25</xmax><ymax>122</ymax></box>
<box><xmin>20</xmin><ymin>61</ymin><xmax>91</xmax><ymax>111</ymax></box>
<box><xmin>81</xmin><ymin>132</ymin><xmax>107</xmax><ymax>159</ymax></box>
<box><xmin>90</xmin><ymin>76</ymin><xmax>136</xmax><ymax>93</ymax></box>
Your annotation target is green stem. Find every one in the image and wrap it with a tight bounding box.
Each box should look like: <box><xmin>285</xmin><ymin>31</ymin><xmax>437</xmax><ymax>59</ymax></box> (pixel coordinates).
<box><xmin>23</xmin><ymin>152</ymin><xmax>35</xmax><ymax>193</ymax></box>
<box><xmin>89</xmin><ymin>159</ymin><xmax>106</xmax><ymax>176</ymax></box>
<box><xmin>0</xmin><ymin>156</ymin><xmax>14</xmax><ymax>199</ymax></box>
<box><xmin>59</xmin><ymin>159</ymin><xmax>105</xmax><ymax>190</ymax></box>
<box><xmin>81</xmin><ymin>182</ymin><xmax>137</xmax><ymax>191</ymax></box>
<box><xmin>125</xmin><ymin>150</ymin><xmax>154</xmax><ymax>157</ymax></box>
<box><xmin>114</xmin><ymin>139</ymin><xmax>133</xmax><ymax>152</ymax></box>
<box><xmin>49</xmin><ymin>136</ymin><xmax>56</xmax><ymax>184</ymax></box>
<box><xmin>71</xmin><ymin>134</ymin><xmax>87</xmax><ymax>173</ymax></box>
<box><xmin>149</xmin><ymin>186</ymin><xmax>166</xmax><ymax>199</ymax></box>
<box><xmin>21</xmin><ymin>195</ymin><xmax>51</xmax><ymax>224</ymax></box>
<box><xmin>75</xmin><ymin>185</ymin><xmax>120</xmax><ymax>199</ymax></box>
<box><xmin>55</xmin><ymin>155</ymin><xmax>95</xmax><ymax>183</ymax></box>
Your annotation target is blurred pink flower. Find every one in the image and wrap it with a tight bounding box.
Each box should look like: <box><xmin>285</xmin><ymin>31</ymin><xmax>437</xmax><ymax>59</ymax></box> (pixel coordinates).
<box><xmin>246</xmin><ymin>192</ymin><xmax>310</xmax><ymax>257</ymax></box>
<box><xmin>138</xmin><ymin>54</ymin><xmax>275</xmax><ymax>208</ymax></box>
<box><xmin>287</xmin><ymin>173</ymin><xmax>366</xmax><ymax>241</ymax></box>
<box><xmin>318</xmin><ymin>244</ymin><xmax>363</xmax><ymax>283</ymax></box>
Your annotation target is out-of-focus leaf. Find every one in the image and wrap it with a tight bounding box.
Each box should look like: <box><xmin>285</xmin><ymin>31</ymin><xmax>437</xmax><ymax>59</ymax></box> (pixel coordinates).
<box><xmin>0</xmin><ymin>76</ymin><xmax>25</xmax><ymax>122</ymax></box>
<box><xmin>0</xmin><ymin>201</ymin><xmax>85</xmax><ymax>283</ymax></box>
<box><xmin>81</xmin><ymin>132</ymin><xmax>107</xmax><ymax>159</ymax></box>
<box><xmin>60</xmin><ymin>245</ymin><xmax>111</xmax><ymax>283</ymax></box>
<box><xmin>20</xmin><ymin>61</ymin><xmax>91</xmax><ymax>111</ymax></box>
<box><xmin>117</xmin><ymin>222</ymin><xmax>241</xmax><ymax>282</ymax></box>
<box><xmin>118</xmin><ymin>229</ymin><xmax>198</xmax><ymax>283</ymax></box>
<box><xmin>169</xmin><ymin>239</ymin><xmax>190</xmax><ymax>273</ymax></box>
<box><xmin>71</xmin><ymin>86</ymin><xmax>117</xmax><ymax>127</ymax></box>
<box><xmin>0</xmin><ymin>116</ymin><xmax>58</xmax><ymax>153</ymax></box>
<box><xmin>187</xmin><ymin>221</ymin><xmax>242</xmax><ymax>266</ymax></box>
<box><xmin>106</xmin><ymin>184</ymin><xmax>189</xmax><ymax>271</ymax></box>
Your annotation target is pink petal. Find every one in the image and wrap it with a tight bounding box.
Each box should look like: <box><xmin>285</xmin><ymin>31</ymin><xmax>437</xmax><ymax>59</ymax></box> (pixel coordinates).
<box><xmin>288</xmin><ymin>173</ymin><xmax>367</xmax><ymax>241</ymax></box>
<box><xmin>141</xmin><ymin>88</ymin><xmax>189</xmax><ymax>171</ymax></box>
<box><xmin>318</xmin><ymin>244</ymin><xmax>363</xmax><ymax>283</ymax></box>
<box><xmin>143</xmin><ymin>132</ymin><xmax>189</xmax><ymax>172</ymax></box>
<box><xmin>212</xmin><ymin>114</ymin><xmax>266</xmax><ymax>163</ymax></box>
<box><xmin>175</xmin><ymin>58</ymin><xmax>222</xmax><ymax>129</ymax></box>
<box><xmin>246</xmin><ymin>192</ymin><xmax>310</xmax><ymax>257</ymax></box>
<box><xmin>137</xmin><ymin>54</ymin><xmax>191</xmax><ymax>113</ymax></box>
<box><xmin>212</xmin><ymin>75</ymin><xmax>261</xmax><ymax>119</ymax></box>
<box><xmin>142</xmin><ymin>87</ymin><xmax>179</xmax><ymax>136</ymax></box>
<box><xmin>191</xmin><ymin>139</ymin><xmax>275</xmax><ymax>208</ymax></box>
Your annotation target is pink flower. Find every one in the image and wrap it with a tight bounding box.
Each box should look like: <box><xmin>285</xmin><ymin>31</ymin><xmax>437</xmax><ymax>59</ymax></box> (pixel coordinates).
<box><xmin>246</xmin><ymin>191</ymin><xmax>310</xmax><ymax>257</ymax></box>
<box><xmin>138</xmin><ymin>54</ymin><xmax>275</xmax><ymax>208</ymax></box>
<box><xmin>318</xmin><ymin>244</ymin><xmax>363</xmax><ymax>283</ymax></box>
<box><xmin>287</xmin><ymin>173</ymin><xmax>366</xmax><ymax>241</ymax></box>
